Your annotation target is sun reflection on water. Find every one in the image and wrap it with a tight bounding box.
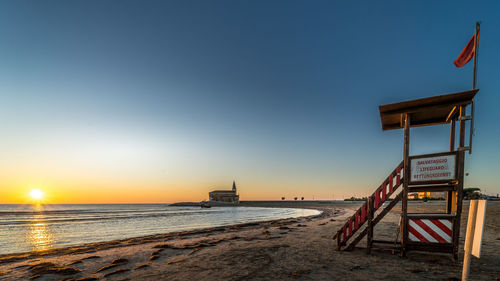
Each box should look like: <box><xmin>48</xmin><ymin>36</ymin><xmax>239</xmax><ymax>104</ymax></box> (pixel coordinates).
<box><xmin>28</xmin><ymin>207</ymin><xmax>54</xmax><ymax>251</ymax></box>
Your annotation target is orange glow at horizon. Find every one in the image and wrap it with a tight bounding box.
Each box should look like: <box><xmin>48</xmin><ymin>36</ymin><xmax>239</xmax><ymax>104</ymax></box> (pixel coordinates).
<box><xmin>0</xmin><ymin>177</ymin><xmax>359</xmax><ymax>204</ymax></box>
<box><xmin>0</xmin><ymin>152</ymin><xmax>364</xmax><ymax>204</ymax></box>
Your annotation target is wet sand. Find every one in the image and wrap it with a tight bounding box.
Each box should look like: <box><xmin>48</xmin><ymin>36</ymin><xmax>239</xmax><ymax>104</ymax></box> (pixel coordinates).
<box><xmin>0</xmin><ymin>201</ymin><xmax>498</xmax><ymax>280</ymax></box>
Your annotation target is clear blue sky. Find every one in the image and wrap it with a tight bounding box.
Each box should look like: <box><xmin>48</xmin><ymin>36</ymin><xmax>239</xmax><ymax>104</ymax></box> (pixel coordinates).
<box><xmin>0</xmin><ymin>0</ymin><xmax>498</xmax><ymax>202</ymax></box>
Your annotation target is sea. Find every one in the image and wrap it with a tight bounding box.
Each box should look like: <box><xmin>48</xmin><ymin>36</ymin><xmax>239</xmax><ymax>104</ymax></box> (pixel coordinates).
<box><xmin>0</xmin><ymin>204</ymin><xmax>320</xmax><ymax>255</ymax></box>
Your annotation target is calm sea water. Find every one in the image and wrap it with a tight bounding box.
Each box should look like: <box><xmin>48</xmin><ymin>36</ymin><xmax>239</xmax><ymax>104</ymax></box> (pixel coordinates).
<box><xmin>0</xmin><ymin>204</ymin><xmax>320</xmax><ymax>255</ymax></box>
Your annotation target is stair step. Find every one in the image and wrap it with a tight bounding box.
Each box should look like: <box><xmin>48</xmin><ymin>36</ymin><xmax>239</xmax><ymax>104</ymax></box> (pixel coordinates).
<box><xmin>372</xmin><ymin>240</ymin><xmax>400</xmax><ymax>245</ymax></box>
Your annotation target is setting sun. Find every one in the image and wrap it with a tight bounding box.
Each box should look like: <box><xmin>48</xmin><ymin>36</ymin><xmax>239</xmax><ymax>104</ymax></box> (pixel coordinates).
<box><xmin>29</xmin><ymin>189</ymin><xmax>44</xmax><ymax>201</ymax></box>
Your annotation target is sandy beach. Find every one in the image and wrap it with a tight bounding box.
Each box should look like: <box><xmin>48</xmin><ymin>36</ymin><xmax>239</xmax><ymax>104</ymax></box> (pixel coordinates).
<box><xmin>0</xmin><ymin>201</ymin><xmax>498</xmax><ymax>281</ymax></box>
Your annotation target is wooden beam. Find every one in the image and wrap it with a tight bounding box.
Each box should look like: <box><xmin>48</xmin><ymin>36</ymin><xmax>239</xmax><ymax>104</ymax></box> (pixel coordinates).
<box><xmin>373</xmin><ymin>192</ymin><xmax>403</xmax><ymax>226</ymax></box>
<box><xmin>407</xmin><ymin>243</ymin><xmax>454</xmax><ymax>253</ymax></box>
<box><xmin>409</xmin><ymin>151</ymin><xmax>458</xmax><ymax>159</ymax></box>
<box><xmin>366</xmin><ymin>196</ymin><xmax>373</xmax><ymax>254</ymax></box>
<box><xmin>383</xmin><ymin>116</ymin><xmax>460</xmax><ymax>131</ymax></box>
<box><xmin>453</xmin><ymin>105</ymin><xmax>467</xmax><ymax>260</ymax></box>
<box><xmin>381</xmin><ymin>101</ymin><xmax>465</xmax><ymax>116</ymax></box>
<box><xmin>450</xmin><ymin>119</ymin><xmax>456</xmax><ymax>151</ymax></box>
<box><xmin>372</xmin><ymin>240</ymin><xmax>400</xmax><ymax>244</ymax></box>
<box><xmin>401</xmin><ymin>113</ymin><xmax>410</xmax><ymax>257</ymax></box>
<box><xmin>379</xmin><ymin>90</ymin><xmax>478</xmax><ymax>115</ymax></box>
<box><xmin>409</xmin><ymin>184</ymin><xmax>456</xmax><ymax>192</ymax></box>
<box><xmin>446</xmin><ymin>106</ymin><xmax>458</xmax><ymax>123</ymax></box>
<box><xmin>379</xmin><ymin>90</ymin><xmax>478</xmax><ymax>131</ymax></box>
<box><xmin>447</xmin><ymin>119</ymin><xmax>456</xmax><ymax>214</ymax></box>
<box><xmin>383</xmin><ymin>119</ymin><xmax>447</xmax><ymax>131</ymax></box>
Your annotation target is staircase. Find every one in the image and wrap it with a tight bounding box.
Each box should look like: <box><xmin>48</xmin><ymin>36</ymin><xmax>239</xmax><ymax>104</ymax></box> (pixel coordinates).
<box><xmin>334</xmin><ymin>161</ymin><xmax>404</xmax><ymax>251</ymax></box>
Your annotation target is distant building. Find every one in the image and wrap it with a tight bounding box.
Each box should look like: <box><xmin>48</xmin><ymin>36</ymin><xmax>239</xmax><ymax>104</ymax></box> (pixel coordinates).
<box><xmin>408</xmin><ymin>193</ymin><xmax>419</xmax><ymax>200</ymax></box>
<box><xmin>417</xmin><ymin>191</ymin><xmax>445</xmax><ymax>199</ymax></box>
<box><xmin>408</xmin><ymin>192</ymin><xmax>445</xmax><ymax>200</ymax></box>
<box><xmin>209</xmin><ymin>181</ymin><xmax>240</xmax><ymax>204</ymax></box>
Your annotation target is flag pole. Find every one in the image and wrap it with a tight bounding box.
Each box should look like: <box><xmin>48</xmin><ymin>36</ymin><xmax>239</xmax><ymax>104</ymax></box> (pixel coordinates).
<box><xmin>472</xmin><ymin>22</ymin><xmax>480</xmax><ymax>89</ymax></box>
<box><xmin>469</xmin><ymin>22</ymin><xmax>480</xmax><ymax>154</ymax></box>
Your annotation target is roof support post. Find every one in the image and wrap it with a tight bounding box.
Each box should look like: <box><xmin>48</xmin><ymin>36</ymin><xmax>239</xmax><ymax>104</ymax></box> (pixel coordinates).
<box><xmin>450</xmin><ymin>119</ymin><xmax>456</xmax><ymax>151</ymax></box>
<box><xmin>452</xmin><ymin>106</ymin><xmax>467</xmax><ymax>260</ymax></box>
<box><xmin>401</xmin><ymin>113</ymin><xmax>410</xmax><ymax>257</ymax></box>
<box><xmin>447</xmin><ymin>119</ymin><xmax>456</xmax><ymax>214</ymax></box>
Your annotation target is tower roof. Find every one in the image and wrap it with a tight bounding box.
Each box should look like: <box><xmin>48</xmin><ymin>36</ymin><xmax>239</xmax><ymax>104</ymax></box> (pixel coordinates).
<box><xmin>378</xmin><ymin>89</ymin><xmax>478</xmax><ymax>130</ymax></box>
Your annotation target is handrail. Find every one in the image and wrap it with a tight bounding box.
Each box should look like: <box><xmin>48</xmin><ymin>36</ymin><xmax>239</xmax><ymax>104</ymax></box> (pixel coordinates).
<box><xmin>334</xmin><ymin>160</ymin><xmax>404</xmax><ymax>249</ymax></box>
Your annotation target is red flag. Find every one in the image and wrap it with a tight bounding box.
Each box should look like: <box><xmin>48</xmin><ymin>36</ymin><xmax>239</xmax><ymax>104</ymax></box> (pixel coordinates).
<box><xmin>454</xmin><ymin>30</ymin><xmax>479</xmax><ymax>67</ymax></box>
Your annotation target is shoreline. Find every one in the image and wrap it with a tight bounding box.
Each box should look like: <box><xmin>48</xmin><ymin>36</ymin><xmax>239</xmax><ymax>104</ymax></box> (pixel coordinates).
<box><xmin>0</xmin><ymin>201</ymin><xmax>498</xmax><ymax>280</ymax></box>
<box><xmin>0</xmin><ymin>205</ymin><xmax>333</xmax><ymax>264</ymax></box>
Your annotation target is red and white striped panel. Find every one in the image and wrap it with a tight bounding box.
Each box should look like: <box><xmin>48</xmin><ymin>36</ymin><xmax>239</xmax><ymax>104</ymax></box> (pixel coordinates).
<box><xmin>408</xmin><ymin>218</ymin><xmax>452</xmax><ymax>243</ymax></box>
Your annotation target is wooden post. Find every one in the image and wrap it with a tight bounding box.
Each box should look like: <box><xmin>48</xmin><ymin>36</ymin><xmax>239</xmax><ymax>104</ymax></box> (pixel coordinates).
<box><xmin>453</xmin><ymin>105</ymin><xmax>467</xmax><ymax>260</ymax></box>
<box><xmin>450</xmin><ymin>118</ymin><xmax>456</xmax><ymax>151</ymax></box>
<box><xmin>462</xmin><ymin>200</ymin><xmax>478</xmax><ymax>281</ymax></box>
<box><xmin>447</xmin><ymin>119</ymin><xmax>456</xmax><ymax>214</ymax></box>
<box><xmin>401</xmin><ymin>113</ymin><xmax>410</xmax><ymax>257</ymax></box>
<box><xmin>366</xmin><ymin>196</ymin><xmax>373</xmax><ymax>254</ymax></box>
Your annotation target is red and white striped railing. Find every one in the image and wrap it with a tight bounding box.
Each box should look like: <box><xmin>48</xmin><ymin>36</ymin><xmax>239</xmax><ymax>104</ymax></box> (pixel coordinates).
<box><xmin>336</xmin><ymin>161</ymin><xmax>404</xmax><ymax>247</ymax></box>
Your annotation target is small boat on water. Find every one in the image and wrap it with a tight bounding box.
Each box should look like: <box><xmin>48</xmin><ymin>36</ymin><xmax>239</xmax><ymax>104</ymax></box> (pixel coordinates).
<box><xmin>200</xmin><ymin>201</ymin><xmax>211</xmax><ymax>208</ymax></box>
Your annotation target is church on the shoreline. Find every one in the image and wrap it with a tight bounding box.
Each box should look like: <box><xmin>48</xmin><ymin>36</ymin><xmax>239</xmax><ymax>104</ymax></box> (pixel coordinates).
<box><xmin>208</xmin><ymin>181</ymin><xmax>239</xmax><ymax>204</ymax></box>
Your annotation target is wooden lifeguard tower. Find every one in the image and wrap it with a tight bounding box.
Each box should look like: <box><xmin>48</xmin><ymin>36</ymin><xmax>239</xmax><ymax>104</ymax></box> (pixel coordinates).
<box><xmin>334</xmin><ymin>89</ymin><xmax>477</xmax><ymax>260</ymax></box>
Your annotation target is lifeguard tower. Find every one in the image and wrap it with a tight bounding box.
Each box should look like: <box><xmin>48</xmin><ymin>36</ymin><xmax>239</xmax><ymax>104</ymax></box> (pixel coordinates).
<box><xmin>334</xmin><ymin>89</ymin><xmax>477</xmax><ymax>260</ymax></box>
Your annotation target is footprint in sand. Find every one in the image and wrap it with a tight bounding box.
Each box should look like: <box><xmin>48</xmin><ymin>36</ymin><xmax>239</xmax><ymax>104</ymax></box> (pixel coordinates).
<box><xmin>167</xmin><ymin>258</ymin><xmax>186</xmax><ymax>265</ymax></box>
<box><xmin>27</xmin><ymin>262</ymin><xmax>81</xmax><ymax>280</ymax></box>
<box><xmin>103</xmin><ymin>268</ymin><xmax>130</xmax><ymax>277</ymax></box>
<box><xmin>135</xmin><ymin>264</ymin><xmax>150</xmax><ymax>270</ymax></box>
<box><xmin>149</xmin><ymin>249</ymin><xmax>164</xmax><ymax>261</ymax></box>
<box><xmin>62</xmin><ymin>277</ymin><xmax>99</xmax><ymax>281</ymax></box>
<box><xmin>95</xmin><ymin>258</ymin><xmax>129</xmax><ymax>273</ymax></box>
<box><xmin>81</xmin><ymin>256</ymin><xmax>101</xmax><ymax>261</ymax></box>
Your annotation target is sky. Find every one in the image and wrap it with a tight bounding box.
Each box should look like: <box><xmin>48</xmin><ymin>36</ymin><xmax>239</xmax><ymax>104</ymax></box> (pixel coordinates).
<box><xmin>0</xmin><ymin>0</ymin><xmax>499</xmax><ymax>203</ymax></box>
